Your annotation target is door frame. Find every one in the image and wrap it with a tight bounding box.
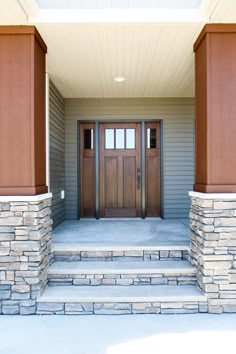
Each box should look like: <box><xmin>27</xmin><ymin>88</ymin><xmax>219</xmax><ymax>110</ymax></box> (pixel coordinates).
<box><xmin>77</xmin><ymin>119</ymin><xmax>164</xmax><ymax>219</ymax></box>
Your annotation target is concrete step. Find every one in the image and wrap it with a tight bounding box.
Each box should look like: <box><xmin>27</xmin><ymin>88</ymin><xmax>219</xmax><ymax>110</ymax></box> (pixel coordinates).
<box><xmin>37</xmin><ymin>285</ymin><xmax>207</xmax><ymax>314</ymax></box>
<box><xmin>53</xmin><ymin>243</ymin><xmax>190</xmax><ymax>262</ymax></box>
<box><xmin>48</xmin><ymin>260</ymin><xmax>196</xmax><ymax>286</ymax></box>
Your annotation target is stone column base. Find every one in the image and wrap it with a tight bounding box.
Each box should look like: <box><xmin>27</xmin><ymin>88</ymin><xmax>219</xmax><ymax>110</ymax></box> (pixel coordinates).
<box><xmin>189</xmin><ymin>191</ymin><xmax>236</xmax><ymax>313</ymax></box>
<box><xmin>0</xmin><ymin>193</ymin><xmax>52</xmax><ymax>315</ymax></box>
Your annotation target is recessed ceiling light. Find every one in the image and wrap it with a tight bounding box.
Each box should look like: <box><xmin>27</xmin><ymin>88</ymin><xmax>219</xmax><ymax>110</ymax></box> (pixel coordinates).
<box><xmin>114</xmin><ymin>76</ymin><xmax>125</xmax><ymax>82</ymax></box>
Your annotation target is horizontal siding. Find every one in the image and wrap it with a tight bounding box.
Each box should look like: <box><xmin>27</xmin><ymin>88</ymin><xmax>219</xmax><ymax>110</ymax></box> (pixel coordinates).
<box><xmin>49</xmin><ymin>81</ymin><xmax>65</xmax><ymax>227</ymax></box>
<box><xmin>65</xmin><ymin>98</ymin><xmax>194</xmax><ymax>219</ymax></box>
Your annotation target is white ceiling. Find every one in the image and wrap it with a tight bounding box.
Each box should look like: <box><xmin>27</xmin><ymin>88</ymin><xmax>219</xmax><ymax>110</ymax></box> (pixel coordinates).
<box><xmin>38</xmin><ymin>22</ymin><xmax>203</xmax><ymax>98</ymax></box>
<box><xmin>0</xmin><ymin>0</ymin><xmax>236</xmax><ymax>98</ymax></box>
<box><xmin>36</xmin><ymin>0</ymin><xmax>202</xmax><ymax>10</ymax></box>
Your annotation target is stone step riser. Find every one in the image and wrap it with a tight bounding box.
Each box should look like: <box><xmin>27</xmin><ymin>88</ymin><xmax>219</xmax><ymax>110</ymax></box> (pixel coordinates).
<box><xmin>54</xmin><ymin>250</ymin><xmax>190</xmax><ymax>262</ymax></box>
<box><xmin>36</xmin><ymin>301</ymin><xmax>208</xmax><ymax>315</ymax></box>
<box><xmin>48</xmin><ymin>273</ymin><xmax>196</xmax><ymax>287</ymax></box>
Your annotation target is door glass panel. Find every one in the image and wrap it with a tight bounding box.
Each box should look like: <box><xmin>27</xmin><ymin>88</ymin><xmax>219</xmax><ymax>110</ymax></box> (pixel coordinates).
<box><xmin>126</xmin><ymin>129</ymin><xmax>135</xmax><ymax>149</ymax></box>
<box><xmin>84</xmin><ymin>129</ymin><xmax>93</xmax><ymax>149</ymax></box>
<box><xmin>105</xmin><ymin>129</ymin><xmax>114</xmax><ymax>149</ymax></box>
<box><xmin>147</xmin><ymin>128</ymin><xmax>156</xmax><ymax>149</ymax></box>
<box><xmin>116</xmin><ymin>129</ymin><xmax>125</xmax><ymax>149</ymax></box>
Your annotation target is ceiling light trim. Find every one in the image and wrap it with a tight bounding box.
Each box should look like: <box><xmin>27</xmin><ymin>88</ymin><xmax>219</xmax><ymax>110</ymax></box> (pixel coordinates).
<box><xmin>114</xmin><ymin>76</ymin><xmax>126</xmax><ymax>82</ymax></box>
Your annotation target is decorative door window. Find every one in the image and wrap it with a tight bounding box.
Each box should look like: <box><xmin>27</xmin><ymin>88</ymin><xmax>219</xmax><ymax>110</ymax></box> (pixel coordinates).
<box><xmin>105</xmin><ymin>128</ymin><xmax>135</xmax><ymax>149</ymax></box>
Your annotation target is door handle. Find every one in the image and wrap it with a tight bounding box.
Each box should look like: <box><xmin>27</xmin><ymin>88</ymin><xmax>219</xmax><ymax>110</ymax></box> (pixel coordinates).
<box><xmin>137</xmin><ymin>174</ymin><xmax>141</xmax><ymax>190</ymax></box>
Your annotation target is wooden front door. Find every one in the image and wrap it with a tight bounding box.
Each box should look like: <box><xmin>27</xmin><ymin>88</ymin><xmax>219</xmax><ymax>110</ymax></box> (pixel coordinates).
<box><xmin>99</xmin><ymin>123</ymin><xmax>141</xmax><ymax>217</ymax></box>
<box><xmin>80</xmin><ymin>121</ymin><xmax>161</xmax><ymax>218</ymax></box>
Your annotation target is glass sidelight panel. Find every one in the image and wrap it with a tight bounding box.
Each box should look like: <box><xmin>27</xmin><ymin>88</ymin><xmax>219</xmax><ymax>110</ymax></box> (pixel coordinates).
<box><xmin>84</xmin><ymin>129</ymin><xmax>94</xmax><ymax>149</ymax></box>
<box><xmin>105</xmin><ymin>129</ymin><xmax>115</xmax><ymax>149</ymax></box>
<box><xmin>147</xmin><ymin>128</ymin><xmax>156</xmax><ymax>149</ymax></box>
<box><xmin>116</xmin><ymin>129</ymin><xmax>125</xmax><ymax>149</ymax></box>
<box><xmin>126</xmin><ymin>129</ymin><xmax>135</xmax><ymax>149</ymax></box>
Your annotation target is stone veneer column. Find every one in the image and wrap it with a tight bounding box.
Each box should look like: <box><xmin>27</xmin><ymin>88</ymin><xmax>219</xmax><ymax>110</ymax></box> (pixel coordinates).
<box><xmin>0</xmin><ymin>194</ymin><xmax>52</xmax><ymax>315</ymax></box>
<box><xmin>189</xmin><ymin>191</ymin><xmax>236</xmax><ymax>313</ymax></box>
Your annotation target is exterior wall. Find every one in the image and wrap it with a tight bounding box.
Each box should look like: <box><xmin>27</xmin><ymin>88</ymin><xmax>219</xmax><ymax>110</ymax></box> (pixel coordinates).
<box><xmin>49</xmin><ymin>80</ymin><xmax>65</xmax><ymax>227</ymax></box>
<box><xmin>65</xmin><ymin>98</ymin><xmax>194</xmax><ymax>219</ymax></box>
<box><xmin>0</xmin><ymin>194</ymin><xmax>52</xmax><ymax>315</ymax></box>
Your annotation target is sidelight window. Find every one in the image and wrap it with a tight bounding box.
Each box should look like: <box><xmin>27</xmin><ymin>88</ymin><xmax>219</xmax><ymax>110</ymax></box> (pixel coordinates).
<box><xmin>84</xmin><ymin>129</ymin><xmax>94</xmax><ymax>149</ymax></box>
<box><xmin>147</xmin><ymin>128</ymin><xmax>156</xmax><ymax>149</ymax></box>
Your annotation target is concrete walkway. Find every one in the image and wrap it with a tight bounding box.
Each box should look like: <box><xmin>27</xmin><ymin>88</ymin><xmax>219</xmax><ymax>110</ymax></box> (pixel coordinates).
<box><xmin>0</xmin><ymin>314</ymin><xmax>236</xmax><ymax>354</ymax></box>
<box><xmin>53</xmin><ymin>219</ymin><xmax>190</xmax><ymax>246</ymax></box>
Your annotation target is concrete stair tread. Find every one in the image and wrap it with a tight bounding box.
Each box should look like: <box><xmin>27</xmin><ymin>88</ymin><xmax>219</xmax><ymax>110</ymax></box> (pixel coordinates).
<box><xmin>53</xmin><ymin>242</ymin><xmax>190</xmax><ymax>252</ymax></box>
<box><xmin>48</xmin><ymin>260</ymin><xmax>195</xmax><ymax>275</ymax></box>
<box><xmin>38</xmin><ymin>285</ymin><xmax>206</xmax><ymax>303</ymax></box>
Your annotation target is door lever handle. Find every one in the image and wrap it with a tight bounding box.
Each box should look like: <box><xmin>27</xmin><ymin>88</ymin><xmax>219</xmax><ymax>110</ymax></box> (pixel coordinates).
<box><xmin>137</xmin><ymin>174</ymin><xmax>141</xmax><ymax>190</ymax></box>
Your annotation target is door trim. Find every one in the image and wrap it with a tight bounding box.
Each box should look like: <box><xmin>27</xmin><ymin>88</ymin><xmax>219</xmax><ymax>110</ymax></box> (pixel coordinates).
<box><xmin>141</xmin><ymin>121</ymin><xmax>145</xmax><ymax>218</ymax></box>
<box><xmin>95</xmin><ymin>122</ymin><xmax>99</xmax><ymax>219</ymax></box>
<box><xmin>77</xmin><ymin>119</ymin><xmax>163</xmax><ymax>219</ymax></box>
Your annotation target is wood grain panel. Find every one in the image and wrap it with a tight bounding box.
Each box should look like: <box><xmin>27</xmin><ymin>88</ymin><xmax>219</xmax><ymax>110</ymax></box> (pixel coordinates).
<box><xmin>117</xmin><ymin>156</ymin><xmax>123</xmax><ymax>208</ymax></box>
<box><xmin>105</xmin><ymin>157</ymin><xmax>118</xmax><ymax>209</ymax></box>
<box><xmin>123</xmin><ymin>156</ymin><xmax>136</xmax><ymax>209</ymax></box>
<box><xmin>82</xmin><ymin>157</ymin><xmax>95</xmax><ymax>217</ymax></box>
<box><xmin>34</xmin><ymin>36</ymin><xmax>47</xmax><ymax>187</ymax></box>
<box><xmin>0</xmin><ymin>26</ymin><xmax>47</xmax><ymax>196</ymax></box>
<box><xmin>105</xmin><ymin>208</ymin><xmax>136</xmax><ymax>217</ymax></box>
<box><xmin>194</xmin><ymin>24</ymin><xmax>236</xmax><ymax>192</ymax></box>
<box><xmin>194</xmin><ymin>36</ymin><xmax>207</xmax><ymax>186</ymax></box>
<box><xmin>147</xmin><ymin>156</ymin><xmax>158</xmax><ymax>215</ymax></box>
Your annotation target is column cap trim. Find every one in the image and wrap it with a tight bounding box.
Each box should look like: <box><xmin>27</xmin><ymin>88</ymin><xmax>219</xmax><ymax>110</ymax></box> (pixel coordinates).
<box><xmin>0</xmin><ymin>193</ymin><xmax>52</xmax><ymax>202</ymax></box>
<box><xmin>189</xmin><ymin>191</ymin><xmax>236</xmax><ymax>200</ymax></box>
<box><xmin>0</xmin><ymin>25</ymin><xmax>47</xmax><ymax>53</ymax></box>
<box><xmin>194</xmin><ymin>24</ymin><xmax>236</xmax><ymax>52</ymax></box>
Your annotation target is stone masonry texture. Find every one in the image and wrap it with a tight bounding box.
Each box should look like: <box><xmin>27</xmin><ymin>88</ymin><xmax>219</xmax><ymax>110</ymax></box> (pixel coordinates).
<box><xmin>36</xmin><ymin>300</ymin><xmax>208</xmax><ymax>315</ymax></box>
<box><xmin>190</xmin><ymin>194</ymin><xmax>236</xmax><ymax>313</ymax></box>
<box><xmin>48</xmin><ymin>272</ymin><xmax>196</xmax><ymax>287</ymax></box>
<box><xmin>54</xmin><ymin>250</ymin><xmax>189</xmax><ymax>262</ymax></box>
<box><xmin>0</xmin><ymin>196</ymin><xmax>52</xmax><ymax>315</ymax></box>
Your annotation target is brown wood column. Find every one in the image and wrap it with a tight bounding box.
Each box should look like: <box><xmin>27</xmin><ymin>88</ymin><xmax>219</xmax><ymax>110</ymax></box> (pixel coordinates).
<box><xmin>194</xmin><ymin>24</ymin><xmax>236</xmax><ymax>193</ymax></box>
<box><xmin>0</xmin><ymin>26</ymin><xmax>47</xmax><ymax>196</ymax></box>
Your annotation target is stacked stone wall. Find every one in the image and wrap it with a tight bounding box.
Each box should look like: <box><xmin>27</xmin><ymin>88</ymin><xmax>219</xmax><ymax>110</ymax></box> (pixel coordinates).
<box><xmin>190</xmin><ymin>193</ymin><xmax>236</xmax><ymax>313</ymax></box>
<box><xmin>0</xmin><ymin>195</ymin><xmax>52</xmax><ymax>314</ymax></box>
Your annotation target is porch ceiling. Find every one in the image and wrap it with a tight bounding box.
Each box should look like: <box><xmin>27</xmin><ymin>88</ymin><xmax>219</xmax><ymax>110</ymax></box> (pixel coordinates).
<box><xmin>38</xmin><ymin>22</ymin><xmax>203</xmax><ymax>98</ymax></box>
<box><xmin>1</xmin><ymin>0</ymin><xmax>236</xmax><ymax>98</ymax></box>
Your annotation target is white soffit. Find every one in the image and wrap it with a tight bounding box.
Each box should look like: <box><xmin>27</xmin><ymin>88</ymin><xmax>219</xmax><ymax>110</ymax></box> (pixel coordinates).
<box><xmin>20</xmin><ymin>0</ymin><xmax>206</xmax><ymax>23</ymax></box>
<box><xmin>36</xmin><ymin>22</ymin><xmax>203</xmax><ymax>98</ymax></box>
<box><xmin>36</xmin><ymin>0</ymin><xmax>202</xmax><ymax>10</ymax></box>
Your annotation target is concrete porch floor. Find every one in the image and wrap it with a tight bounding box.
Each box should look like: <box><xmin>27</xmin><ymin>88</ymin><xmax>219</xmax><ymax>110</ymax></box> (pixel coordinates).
<box><xmin>52</xmin><ymin>219</ymin><xmax>190</xmax><ymax>248</ymax></box>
